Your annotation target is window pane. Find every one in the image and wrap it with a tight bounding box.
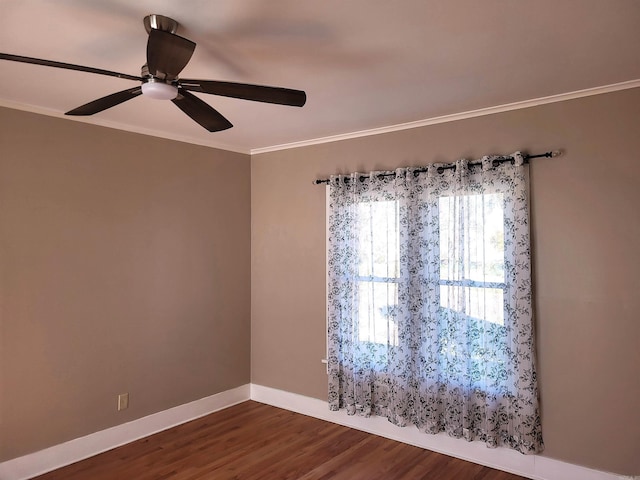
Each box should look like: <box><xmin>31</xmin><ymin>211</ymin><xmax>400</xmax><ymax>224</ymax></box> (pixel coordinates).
<box><xmin>358</xmin><ymin>280</ymin><xmax>398</xmax><ymax>345</ymax></box>
<box><xmin>358</xmin><ymin>201</ymin><xmax>399</xmax><ymax>279</ymax></box>
<box><xmin>440</xmin><ymin>285</ymin><xmax>504</xmax><ymax>326</ymax></box>
<box><xmin>439</xmin><ymin>193</ymin><xmax>505</xmax><ymax>283</ymax></box>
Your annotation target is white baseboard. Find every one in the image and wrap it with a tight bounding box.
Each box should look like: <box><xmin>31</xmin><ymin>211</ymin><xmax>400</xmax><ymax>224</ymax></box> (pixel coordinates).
<box><xmin>250</xmin><ymin>384</ymin><xmax>633</xmax><ymax>480</ymax></box>
<box><xmin>2</xmin><ymin>383</ymin><xmax>634</xmax><ymax>480</ymax></box>
<box><xmin>0</xmin><ymin>384</ymin><xmax>251</xmax><ymax>480</ymax></box>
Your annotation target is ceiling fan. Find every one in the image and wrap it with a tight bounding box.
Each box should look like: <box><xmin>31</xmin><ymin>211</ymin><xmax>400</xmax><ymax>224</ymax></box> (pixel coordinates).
<box><xmin>0</xmin><ymin>14</ymin><xmax>307</xmax><ymax>132</ymax></box>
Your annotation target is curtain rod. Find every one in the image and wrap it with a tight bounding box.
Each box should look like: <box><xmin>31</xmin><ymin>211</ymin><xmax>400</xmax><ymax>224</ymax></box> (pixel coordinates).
<box><xmin>313</xmin><ymin>150</ymin><xmax>562</xmax><ymax>185</ymax></box>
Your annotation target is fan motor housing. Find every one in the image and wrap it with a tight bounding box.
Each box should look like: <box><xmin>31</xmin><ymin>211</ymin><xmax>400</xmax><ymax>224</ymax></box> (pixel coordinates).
<box><xmin>141</xmin><ymin>58</ymin><xmax>179</xmax><ymax>101</ymax></box>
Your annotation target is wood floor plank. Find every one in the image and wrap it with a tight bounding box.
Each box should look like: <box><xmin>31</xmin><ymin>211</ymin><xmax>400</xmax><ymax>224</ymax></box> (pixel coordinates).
<box><xmin>32</xmin><ymin>401</ymin><xmax>529</xmax><ymax>480</ymax></box>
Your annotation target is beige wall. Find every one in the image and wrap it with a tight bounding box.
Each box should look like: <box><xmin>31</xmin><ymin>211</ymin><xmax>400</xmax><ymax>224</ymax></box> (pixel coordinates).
<box><xmin>251</xmin><ymin>88</ymin><xmax>640</xmax><ymax>475</ymax></box>
<box><xmin>0</xmin><ymin>108</ymin><xmax>251</xmax><ymax>461</ymax></box>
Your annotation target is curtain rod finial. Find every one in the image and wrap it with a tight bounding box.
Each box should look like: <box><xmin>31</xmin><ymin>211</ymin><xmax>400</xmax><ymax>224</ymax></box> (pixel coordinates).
<box><xmin>551</xmin><ymin>150</ymin><xmax>563</xmax><ymax>158</ymax></box>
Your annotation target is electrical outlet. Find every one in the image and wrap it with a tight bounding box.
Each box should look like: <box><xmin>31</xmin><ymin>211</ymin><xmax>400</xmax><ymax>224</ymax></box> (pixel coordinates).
<box><xmin>117</xmin><ymin>393</ymin><xmax>129</xmax><ymax>411</ymax></box>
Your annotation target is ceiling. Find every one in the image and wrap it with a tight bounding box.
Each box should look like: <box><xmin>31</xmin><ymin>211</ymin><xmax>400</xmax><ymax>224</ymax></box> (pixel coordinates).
<box><xmin>1</xmin><ymin>1</ymin><xmax>639</xmax><ymax>154</ymax></box>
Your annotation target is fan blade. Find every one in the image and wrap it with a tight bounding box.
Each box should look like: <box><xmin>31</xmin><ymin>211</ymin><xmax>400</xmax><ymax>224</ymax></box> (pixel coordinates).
<box><xmin>172</xmin><ymin>90</ymin><xmax>232</xmax><ymax>132</ymax></box>
<box><xmin>66</xmin><ymin>87</ymin><xmax>142</xmax><ymax>116</ymax></box>
<box><xmin>0</xmin><ymin>53</ymin><xmax>142</xmax><ymax>81</ymax></box>
<box><xmin>180</xmin><ymin>79</ymin><xmax>306</xmax><ymax>107</ymax></box>
<box><xmin>147</xmin><ymin>29</ymin><xmax>195</xmax><ymax>79</ymax></box>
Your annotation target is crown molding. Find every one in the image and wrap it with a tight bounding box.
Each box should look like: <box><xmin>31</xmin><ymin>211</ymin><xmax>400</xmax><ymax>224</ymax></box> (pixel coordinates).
<box><xmin>250</xmin><ymin>79</ymin><xmax>640</xmax><ymax>155</ymax></box>
<box><xmin>0</xmin><ymin>100</ymin><xmax>251</xmax><ymax>154</ymax></box>
<box><xmin>3</xmin><ymin>79</ymin><xmax>639</xmax><ymax>156</ymax></box>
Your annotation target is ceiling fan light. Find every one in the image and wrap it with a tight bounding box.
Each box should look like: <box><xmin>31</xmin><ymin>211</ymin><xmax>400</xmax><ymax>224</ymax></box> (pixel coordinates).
<box><xmin>141</xmin><ymin>82</ymin><xmax>178</xmax><ymax>100</ymax></box>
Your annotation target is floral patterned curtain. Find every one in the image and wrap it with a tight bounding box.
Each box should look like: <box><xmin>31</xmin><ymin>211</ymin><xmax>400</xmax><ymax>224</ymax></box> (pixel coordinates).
<box><xmin>327</xmin><ymin>152</ymin><xmax>543</xmax><ymax>454</ymax></box>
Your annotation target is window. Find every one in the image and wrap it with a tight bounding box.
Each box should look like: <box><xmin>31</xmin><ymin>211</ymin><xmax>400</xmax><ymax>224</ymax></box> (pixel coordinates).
<box><xmin>356</xmin><ymin>193</ymin><xmax>507</xmax><ymax>347</ymax></box>
<box><xmin>438</xmin><ymin>193</ymin><xmax>506</xmax><ymax>327</ymax></box>
<box><xmin>356</xmin><ymin>200</ymin><xmax>399</xmax><ymax>346</ymax></box>
<box><xmin>327</xmin><ymin>154</ymin><xmax>543</xmax><ymax>453</ymax></box>
<box><xmin>352</xmin><ymin>193</ymin><xmax>511</xmax><ymax>393</ymax></box>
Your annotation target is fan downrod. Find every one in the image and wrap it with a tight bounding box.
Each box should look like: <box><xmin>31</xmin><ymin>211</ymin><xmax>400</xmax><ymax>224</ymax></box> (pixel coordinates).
<box><xmin>143</xmin><ymin>14</ymin><xmax>179</xmax><ymax>34</ymax></box>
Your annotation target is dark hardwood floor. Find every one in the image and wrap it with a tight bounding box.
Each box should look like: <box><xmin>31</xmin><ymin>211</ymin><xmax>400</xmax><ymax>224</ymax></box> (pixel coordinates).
<box><xmin>34</xmin><ymin>401</ymin><xmax>528</xmax><ymax>479</ymax></box>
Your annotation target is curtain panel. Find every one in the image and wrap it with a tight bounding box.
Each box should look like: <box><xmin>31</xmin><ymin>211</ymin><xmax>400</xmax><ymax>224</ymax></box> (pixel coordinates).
<box><xmin>327</xmin><ymin>152</ymin><xmax>543</xmax><ymax>454</ymax></box>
